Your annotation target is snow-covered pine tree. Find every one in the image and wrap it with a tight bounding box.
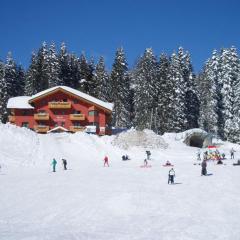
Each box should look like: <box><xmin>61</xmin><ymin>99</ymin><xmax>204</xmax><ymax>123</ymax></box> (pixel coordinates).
<box><xmin>133</xmin><ymin>48</ymin><xmax>158</xmax><ymax>130</ymax></box>
<box><xmin>0</xmin><ymin>61</ymin><xmax>8</xmax><ymax>123</ymax></box>
<box><xmin>5</xmin><ymin>52</ymin><xmax>18</xmax><ymax>98</ymax></box>
<box><xmin>16</xmin><ymin>65</ymin><xmax>25</xmax><ymax>96</ymax></box>
<box><xmin>25</xmin><ymin>42</ymin><xmax>49</xmax><ymax>95</ymax></box>
<box><xmin>78</xmin><ymin>53</ymin><xmax>95</xmax><ymax>94</ymax></box>
<box><xmin>155</xmin><ymin>53</ymin><xmax>172</xmax><ymax>134</ymax></box>
<box><xmin>198</xmin><ymin>58</ymin><xmax>219</xmax><ymax>135</ymax></box>
<box><xmin>220</xmin><ymin>47</ymin><xmax>240</xmax><ymax>142</ymax></box>
<box><xmin>182</xmin><ymin>51</ymin><xmax>199</xmax><ymax>129</ymax></box>
<box><xmin>47</xmin><ymin>42</ymin><xmax>62</xmax><ymax>88</ymax></box>
<box><xmin>58</xmin><ymin>42</ymin><xmax>71</xmax><ymax>87</ymax></box>
<box><xmin>94</xmin><ymin>56</ymin><xmax>110</xmax><ymax>101</ymax></box>
<box><xmin>167</xmin><ymin>52</ymin><xmax>187</xmax><ymax>132</ymax></box>
<box><xmin>110</xmin><ymin>47</ymin><xmax>131</xmax><ymax>128</ymax></box>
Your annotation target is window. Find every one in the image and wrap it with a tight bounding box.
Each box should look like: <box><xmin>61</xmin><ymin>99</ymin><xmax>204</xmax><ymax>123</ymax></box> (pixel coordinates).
<box><xmin>54</xmin><ymin>123</ymin><xmax>58</xmax><ymax>127</ymax></box>
<box><xmin>22</xmin><ymin>110</ymin><xmax>28</xmax><ymax>116</ymax></box>
<box><xmin>22</xmin><ymin>122</ymin><xmax>29</xmax><ymax>128</ymax></box>
<box><xmin>61</xmin><ymin>122</ymin><xmax>65</xmax><ymax>127</ymax></box>
<box><xmin>73</xmin><ymin>99</ymin><xmax>78</xmax><ymax>104</ymax></box>
<box><xmin>63</xmin><ymin>99</ymin><xmax>67</xmax><ymax>102</ymax></box>
<box><xmin>88</xmin><ymin>110</ymin><xmax>98</xmax><ymax>116</ymax></box>
<box><xmin>73</xmin><ymin>122</ymin><xmax>81</xmax><ymax>127</ymax></box>
<box><xmin>73</xmin><ymin>110</ymin><xmax>81</xmax><ymax>114</ymax></box>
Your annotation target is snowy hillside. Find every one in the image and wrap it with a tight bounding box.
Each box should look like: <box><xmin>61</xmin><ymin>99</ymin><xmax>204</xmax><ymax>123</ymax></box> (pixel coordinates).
<box><xmin>0</xmin><ymin>124</ymin><xmax>240</xmax><ymax>240</ymax></box>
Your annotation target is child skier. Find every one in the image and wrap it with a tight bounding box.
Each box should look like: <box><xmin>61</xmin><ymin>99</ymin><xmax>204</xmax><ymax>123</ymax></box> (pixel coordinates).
<box><xmin>144</xmin><ymin>158</ymin><xmax>148</xmax><ymax>167</ymax></box>
<box><xmin>168</xmin><ymin>168</ymin><xmax>175</xmax><ymax>184</ymax></box>
<box><xmin>104</xmin><ymin>156</ymin><xmax>109</xmax><ymax>167</ymax></box>
<box><xmin>51</xmin><ymin>158</ymin><xmax>57</xmax><ymax>172</ymax></box>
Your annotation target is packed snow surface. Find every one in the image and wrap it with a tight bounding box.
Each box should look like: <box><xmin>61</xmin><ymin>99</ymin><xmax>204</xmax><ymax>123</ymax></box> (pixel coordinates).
<box><xmin>0</xmin><ymin>124</ymin><xmax>240</xmax><ymax>240</ymax></box>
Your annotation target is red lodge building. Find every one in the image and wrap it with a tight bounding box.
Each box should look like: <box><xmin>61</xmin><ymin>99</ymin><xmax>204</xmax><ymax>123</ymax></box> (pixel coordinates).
<box><xmin>7</xmin><ymin>86</ymin><xmax>113</xmax><ymax>135</ymax></box>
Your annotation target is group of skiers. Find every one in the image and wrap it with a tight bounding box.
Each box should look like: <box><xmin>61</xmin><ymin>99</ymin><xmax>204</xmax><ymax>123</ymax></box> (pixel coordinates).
<box><xmin>51</xmin><ymin>158</ymin><xmax>67</xmax><ymax>172</ymax></box>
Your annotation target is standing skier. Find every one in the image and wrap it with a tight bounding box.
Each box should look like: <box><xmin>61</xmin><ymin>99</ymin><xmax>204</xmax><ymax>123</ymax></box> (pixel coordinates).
<box><xmin>201</xmin><ymin>159</ymin><xmax>207</xmax><ymax>176</ymax></box>
<box><xmin>104</xmin><ymin>155</ymin><xmax>109</xmax><ymax>167</ymax></box>
<box><xmin>230</xmin><ymin>148</ymin><xmax>235</xmax><ymax>159</ymax></box>
<box><xmin>144</xmin><ymin>158</ymin><xmax>148</xmax><ymax>167</ymax></box>
<box><xmin>168</xmin><ymin>168</ymin><xmax>175</xmax><ymax>184</ymax></box>
<box><xmin>51</xmin><ymin>158</ymin><xmax>57</xmax><ymax>172</ymax></box>
<box><xmin>146</xmin><ymin>150</ymin><xmax>151</xmax><ymax>160</ymax></box>
<box><xmin>62</xmin><ymin>159</ymin><xmax>67</xmax><ymax>170</ymax></box>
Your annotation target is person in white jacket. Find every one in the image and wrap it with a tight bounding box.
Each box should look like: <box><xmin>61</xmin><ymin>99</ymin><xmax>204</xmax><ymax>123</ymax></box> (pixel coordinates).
<box><xmin>168</xmin><ymin>168</ymin><xmax>175</xmax><ymax>184</ymax></box>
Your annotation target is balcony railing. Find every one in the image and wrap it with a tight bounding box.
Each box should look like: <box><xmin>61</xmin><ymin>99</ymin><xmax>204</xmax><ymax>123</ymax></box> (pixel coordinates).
<box><xmin>48</xmin><ymin>102</ymin><xmax>71</xmax><ymax>109</ymax></box>
<box><xmin>69</xmin><ymin>126</ymin><xmax>85</xmax><ymax>132</ymax></box>
<box><xmin>8</xmin><ymin>115</ymin><xmax>15</xmax><ymax>122</ymax></box>
<box><xmin>34</xmin><ymin>125</ymin><xmax>49</xmax><ymax>133</ymax></box>
<box><xmin>70</xmin><ymin>114</ymin><xmax>85</xmax><ymax>121</ymax></box>
<box><xmin>34</xmin><ymin>113</ymin><xmax>49</xmax><ymax>120</ymax></box>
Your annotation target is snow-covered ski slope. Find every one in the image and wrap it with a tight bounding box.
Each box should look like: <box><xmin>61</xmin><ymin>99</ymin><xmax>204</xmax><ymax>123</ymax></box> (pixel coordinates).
<box><xmin>0</xmin><ymin>124</ymin><xmax>240</xmax><ymax>240</ymax></box>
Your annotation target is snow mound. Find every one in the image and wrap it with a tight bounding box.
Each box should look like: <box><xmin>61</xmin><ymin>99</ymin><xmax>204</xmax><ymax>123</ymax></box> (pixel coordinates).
<box><xmin>0</xmin><ymin>123</ymin><xmax>39</xmax><ymax>167</ymax></box>
<box><xmin>112</xmin><ymin>129</ymin><xmax>168</xmax><ymax>149</ymax></box>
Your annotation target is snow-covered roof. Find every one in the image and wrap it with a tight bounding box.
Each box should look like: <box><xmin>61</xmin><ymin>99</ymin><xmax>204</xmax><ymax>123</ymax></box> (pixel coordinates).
<box><xmin>7</xmin><ymin>96</ymin><xmax>34</xmax><ymax>109</ymax></box>
<box><xmin>30</xmin><ymin>86</ymin><xmax>113</xmax><ymax>111</ymax></box>
<box><xmin>7</xmin><ymin>86</ymin><xmax>114</xmax><ymax>111</ymax></box>
<box><xmin>47</xmin><ymin>126</ymin><xmax>69</xmax><ymax>133</ymax></box>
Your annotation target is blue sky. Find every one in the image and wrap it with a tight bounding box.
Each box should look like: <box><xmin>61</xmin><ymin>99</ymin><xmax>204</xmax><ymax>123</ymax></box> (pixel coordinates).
<box><xmin>0</xmin><ymin>0</ymin><xmax>239</xmax><ymax>72</ymax></box>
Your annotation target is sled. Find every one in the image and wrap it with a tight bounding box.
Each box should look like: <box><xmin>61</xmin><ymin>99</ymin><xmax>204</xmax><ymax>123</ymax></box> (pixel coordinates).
<box><xmin>163</xmin><ymin>164</ymin><xmax>174</xmax><ymax>167</ymax></box>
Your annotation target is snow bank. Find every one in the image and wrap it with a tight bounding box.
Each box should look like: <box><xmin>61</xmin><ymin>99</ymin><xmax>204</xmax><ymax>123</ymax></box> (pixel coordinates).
<box><xmin>0</xmin><ymin>123</ymin><xmax>39</xmax><ymax>167</ymax></box>
<box><xmin>112</xmin><ymin>129</ymin><xmax>168</xmax><ymax>149</ymax></box>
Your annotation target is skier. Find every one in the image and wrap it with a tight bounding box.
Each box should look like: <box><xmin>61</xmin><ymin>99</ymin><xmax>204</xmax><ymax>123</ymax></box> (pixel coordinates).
<box><xmin>168</xmin><ymin>168</ymin><xmax>175</xmax><ymax>184</ymax></box>
<box><xmin>201</xmin><ymin>159</ymin><xmax>207</xmax><ymax>176</ymax></box>
<box><xmin>62</xmin><ymin>159</ymin><xmax>67</xmax><ymax>170</ymax></box>
<box><xmin>230</xmin><ymin>148</ymin><xmax>235</xmax><ymax>159</ymax></box>
<box><xmin>197</xmin><ymin>150</ymin><xmax>201</xmax><ymax>161</ymax></box>
<box><xmin>144</xmin><ymin>158</ymin><xmax>148</xmax><ymax>167</ymax></box>
<box><xmin>104</xmin><ymin>155</ymin><xmax>109</xmax><ymax>167</ymax></box>
<box><xmin>146</xmin><ymin>150</ymin><xmax>151</xmax><ymax>160</ymax></box>
<box><xmin>51</xmin><ymin>158</ymin><xmax>57</xmax><ymax>172</ymax></box>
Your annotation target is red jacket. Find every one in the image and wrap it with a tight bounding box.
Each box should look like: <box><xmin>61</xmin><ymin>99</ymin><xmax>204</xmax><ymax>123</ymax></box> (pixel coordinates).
<box><xmin>104</xmin><ymin>156</ymin><xmax>108</xmax><ymax>162</ymax></box>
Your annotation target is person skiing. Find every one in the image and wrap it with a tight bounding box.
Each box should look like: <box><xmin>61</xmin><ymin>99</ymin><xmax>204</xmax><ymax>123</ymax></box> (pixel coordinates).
<box><xmin>230</xmin><ymin>148</ymin><xmax>235</xmax><ymax>159</ymax></box>
<box><xmin>168</xmin><ymin>168</ymin><xmax>175</xmax><ymax>184</ymax></box>
<box><xmin>62</xmin><ymin>159</ymin><xmax>67</xmax><ymax>170</ymax></box>
<box><xmin>146</xmin><ymin>150</ymin><xmax>151</xmax><ymax>160</ymax></box>
<box><xmin>201</xmin><ymin>159</ymin><xmax>207</xmax><ymax>176</ymax></box>
<box><xmin>144</xmin><ymin>158</ymin><xmax>148</xmax><ymax>167</ymax></box>
<box><xmin>104</xmin><ymin>155</ymin><xmax>109</xmax><ymax>167</ymax></box>
<box><xmin>51</xmin><ymin>158</ymin><xmax>57</xmax><ymax>172</ymax></box>
<box><xmin>197</xmin><ymin>150</ymin><xmax>201</xmax><ymax>161</ymax></box>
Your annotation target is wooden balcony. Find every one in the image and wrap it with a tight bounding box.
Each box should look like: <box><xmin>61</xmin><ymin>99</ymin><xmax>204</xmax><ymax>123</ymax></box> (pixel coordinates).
<box><xmin>69</xmin><ymin>126</ymin><xmax>86</xmax><ymax>133</ymax></box>
<box><xmin>34</xmin><ymin>113</ymin><xmax>49</xmax><ymax>120</ymax></box>
<box><xmin>34</xmin><ymin>125</ymin><xmax>49</xmax><ymax>133</ymax></box>
<box><xmin>8</xmin><ymin>115</ymin><xmax>15</xmax><ymax>122</ymax></box>
<box><xmin>48</xmin><ymin>102</ymin><xmax>71</xmax><ymax>109</ymax></box>
<box><xmin>70</xmin><ymin>114</ymin><xmax>85</xmax><ymax>121</ymax></box>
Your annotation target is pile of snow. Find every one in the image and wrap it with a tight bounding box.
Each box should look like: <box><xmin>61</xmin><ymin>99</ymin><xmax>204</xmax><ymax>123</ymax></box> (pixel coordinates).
<box><xmin>0</xmin><ymin>123</ymin><xmax>39</xmax><ymax>167</ymax></box>
<box><xmin>112</xmin><ymin>129</ymin><xmax>168</xmax><ymax>149</ymax></box>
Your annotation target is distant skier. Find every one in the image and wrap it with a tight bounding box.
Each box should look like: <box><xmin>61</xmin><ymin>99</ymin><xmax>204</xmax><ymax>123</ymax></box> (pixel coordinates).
<box><xmin>104</xmin><ymin>156</ymin><xmax>109</xmax><ymax>167</ymax></box>
<box><xmin>51</xmin><ymin>158</ymin><xmax>57</xmax><ymax>172</ymax></box>
<box><xmin>230</xmin><ymin>148</ymin><xmax>235</xmax><ymax>159</ymax></box>
<box><xmin>197</xmin><ymin>150</ymin><xmax>201</xmax><ymax>161</ymax></box>
<box><xmin>201</xmin><ymin>159</ymin><xmax>207</xmax><ymax>176</ymax></box>
<box><xmin>62</xmin><ymin>159</ymin><xmax>67</xmax><ymax>170</ymax></box>
<box><xmin>144</xmin><ymin>158</ymin><xmax>148</xmax><ymax>167</ymax></box>
<box><xmin>146</xmin><ymin>150</ymin><xmax>151</xmax><ymax>160</ymax></box>
<box><xmin>168</xmin><ymin>168</ymin><xmax>175</xmax><ymax>184</ymax></box>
